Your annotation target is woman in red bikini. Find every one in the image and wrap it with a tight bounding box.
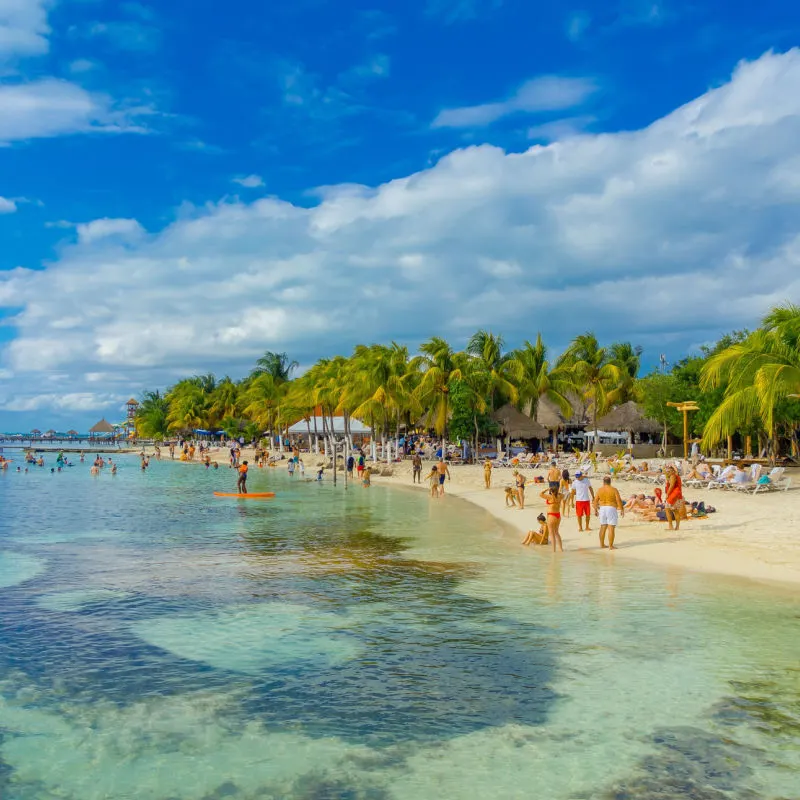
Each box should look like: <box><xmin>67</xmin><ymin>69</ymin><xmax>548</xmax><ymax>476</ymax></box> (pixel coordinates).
<box><xmin>540</xmin><ymin>485</ymin><xmax>564</xmax><ymax>552</ymax></box>
<box><xmin>664</xmin><ymin>466</ymin><xmax>685</xmax><ymax>530</ymax></box>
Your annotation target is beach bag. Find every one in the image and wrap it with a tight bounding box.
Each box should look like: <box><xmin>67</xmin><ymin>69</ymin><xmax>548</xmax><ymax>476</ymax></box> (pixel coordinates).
<box><xmin>757</xmin><ymin>476</ymin><xmax>771</xmax><ymax>485</ymax></box>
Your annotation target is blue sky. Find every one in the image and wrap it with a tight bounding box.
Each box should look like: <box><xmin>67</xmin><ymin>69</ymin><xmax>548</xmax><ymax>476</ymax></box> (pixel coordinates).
<box><xmin>1</xmin><ymin>0</ymin><xmax>800</xmax><ymax>431</ymax></box>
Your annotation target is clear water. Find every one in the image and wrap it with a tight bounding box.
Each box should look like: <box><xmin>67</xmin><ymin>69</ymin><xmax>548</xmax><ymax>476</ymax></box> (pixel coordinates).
<box><xmin>0</xmin><ymin>458</ymin><xmax>798</xmax><ymax>800</ymax></box>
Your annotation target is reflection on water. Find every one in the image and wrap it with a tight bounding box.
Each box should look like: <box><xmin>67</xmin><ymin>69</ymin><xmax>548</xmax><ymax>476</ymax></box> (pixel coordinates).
<box><xmin>0</xmin><ymin>459</ymin><xmax>798</xmax><ymax>799</ymax></box>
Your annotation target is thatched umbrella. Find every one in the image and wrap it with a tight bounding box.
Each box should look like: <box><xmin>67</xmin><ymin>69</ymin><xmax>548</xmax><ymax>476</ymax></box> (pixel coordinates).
<box><xmin>30</xmin><ymin>428</ymin><xmax>41</xmax><ymax>436</ymax></box>
<box><xmin>595</xmin><ymin>401</ymin><xmax>661</xmax><ymax>447</ymax></box>
<box><xmin>89</xmin><ymin>418</ymin><xmax>115</xmax><ymax>437</ymax></box>
<box><xmin>492</xmin><ymin>404</ymin><xmax>549</xmax><ymax>440</ymax></box>
<box><xmin>67</xmin><ymin>429</ymin><xmax>79</xmax><ymax>437</ymax></box>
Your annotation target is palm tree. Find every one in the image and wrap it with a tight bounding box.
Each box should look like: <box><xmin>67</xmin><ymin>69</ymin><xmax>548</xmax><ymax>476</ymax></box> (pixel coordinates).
<box><xmin>135</xmin><ymin>390</ymin><xmax>170</xmax><ymax>439</ymax></box>
<box><xmin>466</xmin><ymin>330</ymin><xmax>519</xmax><ymax>410</ymax></box>
<box><xmin>210</xmin><ymin>377</ymin><xmax>239</xmax><ymax>426</ymax></box>
<box><xmin>610</xmin><ymin>342</ymin><xmax>643</xmax><ymax>404</ymax></box>
<box><xmin>166</xmin><ymin>380</ymin><xmax>210</xmax><ymax>433</ymax></box>
<box><xmin>558</xmin><ymin>333</ymin><xmax>622</xmax><ymax>450</ymax></box>
<box><xmin>511</xmin><ymin>334</ymin><xmax>574</xmax><ymax>422</ymax></box>
<box><xmin>242</xmin><ymin>373</ymin><xmax>283</xmax><ymax>444</ymax></box>
<box><xmin>347</xmin><ymin>343</ymin><xmax>417</xmax><ymax>461</ymax></box>
<box><xmin>701</xmin><ymin>303</ymin><xmax>800</xmax><ymax>454</ymax></box>
<box><xmin>411</xmin><ymin>336</ymin><xmax>463</xmax><ymax>453</ymax></box>
<box><xmin>251</xmin><ymin>351</ymin><xmax>299</xmax><ymax>382</ymax></box>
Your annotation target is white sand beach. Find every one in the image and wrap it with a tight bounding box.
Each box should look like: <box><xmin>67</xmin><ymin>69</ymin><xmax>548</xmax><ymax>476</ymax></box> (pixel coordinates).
<box><xmin>168</xmin><ymin>447</ymin><xmax>800</xmax><ymax>589</ymax></box>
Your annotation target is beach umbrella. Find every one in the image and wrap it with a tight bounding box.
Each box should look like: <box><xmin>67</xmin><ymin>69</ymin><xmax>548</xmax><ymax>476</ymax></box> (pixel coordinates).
<box><xmin>89</xmin><ymin>419</ymin><xmax>115</xmax><ymax>437</ymax></box>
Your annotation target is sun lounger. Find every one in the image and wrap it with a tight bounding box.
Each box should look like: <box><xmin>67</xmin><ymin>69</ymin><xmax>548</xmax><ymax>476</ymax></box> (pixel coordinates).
<box><xmin>753</xmin><ymin>466</ymin><xmax>792</xmax><ymax>494</ymax></box>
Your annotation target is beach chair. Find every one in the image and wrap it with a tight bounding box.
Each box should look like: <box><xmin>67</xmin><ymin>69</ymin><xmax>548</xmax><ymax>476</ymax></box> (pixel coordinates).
<box><xmin>753</xmin><ymin>466</ymin><xmax>792</xmax><ymax>494</ymax></box>
<box><xmin>731</xmin><ymin>464</ymin><xmax>762</xmax><ymax>493</ymax></box>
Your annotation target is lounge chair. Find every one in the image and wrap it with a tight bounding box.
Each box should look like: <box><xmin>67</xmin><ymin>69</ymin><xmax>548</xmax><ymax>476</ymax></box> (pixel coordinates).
<box><xmin>753</xmin><ymin>466</ymin><xmax>792</xmax><ymax>494</ymax></box>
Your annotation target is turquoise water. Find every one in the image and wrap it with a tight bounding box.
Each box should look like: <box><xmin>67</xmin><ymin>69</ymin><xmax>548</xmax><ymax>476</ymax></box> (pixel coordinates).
<box><xmin>0</xmin><ymin>458</ymin><xmax>798</xmax><ymax>799</ymax></box>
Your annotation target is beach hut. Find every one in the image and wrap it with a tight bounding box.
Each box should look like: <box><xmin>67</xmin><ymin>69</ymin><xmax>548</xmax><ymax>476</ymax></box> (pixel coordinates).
<box><xmin>492</xmin><ymin>404</ymin><xmax>549</xmax><ymax>440</ymax></box>
<box><xmin>594</xmin><ymin>401</ymin><xmax>662</xmax><ymax>447</ymax></box>
<box><xmin>30</xmin><ymin>429</ymin><xmax>41</xmax><ymax>438</ymax></box>
<box><xmin>89</xmin><ymin>419</ymin><xmax>115</xmax><ymax>438</ymax></box>
<box><xmin>44</xmin><ymin>429</ymin><xmax>56</xmax><ymax>438</ymax></box>
<box><xmin>67</xmin><ymin>429</ymin><xmax>79</xmax><ymax>438</ymax></box>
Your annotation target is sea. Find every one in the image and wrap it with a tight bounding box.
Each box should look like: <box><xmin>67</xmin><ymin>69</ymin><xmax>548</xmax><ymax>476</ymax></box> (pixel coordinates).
<box><xmin>1</xmin><ymin>455</ymin><xmax>798</xmax><ymax>799</ymax></box>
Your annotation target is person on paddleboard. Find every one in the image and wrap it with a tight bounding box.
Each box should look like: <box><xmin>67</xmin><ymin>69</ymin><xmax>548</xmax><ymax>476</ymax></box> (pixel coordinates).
<box><xmin>237</xmin><ymin>460</ymin><xmax>249</xmax><ymax>494</ymax></box>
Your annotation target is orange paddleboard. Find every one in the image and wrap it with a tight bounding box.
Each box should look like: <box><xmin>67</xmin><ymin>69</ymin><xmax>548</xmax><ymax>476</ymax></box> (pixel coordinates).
<box><xmin>213</xmin><ymin>492</ymin><xmax>275</xmax><ymax>499</ymax></box>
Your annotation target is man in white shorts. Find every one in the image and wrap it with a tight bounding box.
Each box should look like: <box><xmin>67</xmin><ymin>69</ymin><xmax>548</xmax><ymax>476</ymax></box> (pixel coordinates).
<box><xmin>593</xmin><ymin>476</ymin><xmax>625</xmax><ymax>550</ymax></box>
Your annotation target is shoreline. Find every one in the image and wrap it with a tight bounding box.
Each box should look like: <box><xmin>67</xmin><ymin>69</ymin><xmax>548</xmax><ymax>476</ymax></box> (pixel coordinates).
<box><xmin>145</xmin><ymin>447</ymin><xmax>800</xmax><ymax>590</ymax></box>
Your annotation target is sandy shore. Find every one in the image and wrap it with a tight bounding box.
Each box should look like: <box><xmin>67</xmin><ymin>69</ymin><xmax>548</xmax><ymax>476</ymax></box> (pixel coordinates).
<box><xmin>154</xmin><ymin>447</ymin><xmax>800</xmax><ymax>589</ymax></box>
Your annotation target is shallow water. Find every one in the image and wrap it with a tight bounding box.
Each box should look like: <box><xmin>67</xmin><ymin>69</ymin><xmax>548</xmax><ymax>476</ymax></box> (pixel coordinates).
<box><xmin>0</xmin><ymin>457</ymin><xmax>798</xmax><ymax>799</ymax></box>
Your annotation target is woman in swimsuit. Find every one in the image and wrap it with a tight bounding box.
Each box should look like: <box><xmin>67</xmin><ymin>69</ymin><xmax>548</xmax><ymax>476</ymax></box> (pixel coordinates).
<box><xmin>559</xmin><ymin>469</ymin><xmax>572</xmax><ymax>517</ymax></box>
<box><xmin>514</xmin><ymin>470</ymin><xmax>526</xmax><ymax>510</ymax></box>
<box><xmin>540</xmin><ymin>485</ymin><xmax>563</xmax><ymax>552</ymax></box>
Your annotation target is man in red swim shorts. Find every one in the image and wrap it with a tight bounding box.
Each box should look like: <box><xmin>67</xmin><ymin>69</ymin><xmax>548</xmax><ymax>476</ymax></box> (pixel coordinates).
<box><xmin>571</xmin><ymin>470</ymin><xmax>595</xmax><ymax>532</ymax></box>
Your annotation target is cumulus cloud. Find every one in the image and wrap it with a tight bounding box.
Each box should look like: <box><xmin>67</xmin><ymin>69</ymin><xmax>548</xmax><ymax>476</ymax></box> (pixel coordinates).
<box><xmin>0</xmin><ymin>0</ymin><xmax>51</xmax><ymax>61</ymax></box>
<box><xmin>0</xmin><ymin>78</ymin><xmax>151</xmax><ymax>143</ymax></box>
<box><xmin>2</xmin><ymin>50</ymin><xmax>800</xmax><ymax>416</ymax></box>
<box><xmin>232</xmin><ymin>174</ymin><xmax>265</xmax><ymax>188</ymax></box>
<box><xmin>76</xmin><ymin>218</ymin><xmax>145</xmax><ymax>244</ymax></box>
<box><xmin>432</xmin><ymin>75</ymin><xmax>597</xmax><ymax>128</ymax></box>
<box><xmin>0</xmin><ymin>195</ymin><xmax>16</xmax><ymax>213</ymax></box>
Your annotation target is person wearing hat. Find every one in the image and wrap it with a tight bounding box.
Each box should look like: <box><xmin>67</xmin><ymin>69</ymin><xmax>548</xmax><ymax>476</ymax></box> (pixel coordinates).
<box><xmin>571</xmin><ymin>470</ymin><xmax>595</xmax><ymax>532</ymax></box>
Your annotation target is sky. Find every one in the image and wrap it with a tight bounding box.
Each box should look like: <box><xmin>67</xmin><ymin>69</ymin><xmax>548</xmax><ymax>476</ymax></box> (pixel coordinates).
<box><xmin>1</xmin><ymin>0</ymin><xmax>800</xmax><ymax>432</ymax></box>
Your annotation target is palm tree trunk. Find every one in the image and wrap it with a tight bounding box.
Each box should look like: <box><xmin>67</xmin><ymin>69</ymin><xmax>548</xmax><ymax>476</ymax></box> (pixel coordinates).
<box><xmin>305</xmin><ymin>418</ymin><xmax>312</xmax><ymax>454</ymax></box>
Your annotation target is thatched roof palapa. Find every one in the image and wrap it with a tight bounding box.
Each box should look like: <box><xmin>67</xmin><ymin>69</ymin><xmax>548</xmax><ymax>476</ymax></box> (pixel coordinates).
<box><xmin>89</xmin><ymin>418</ymin><xmax>115</xmax><ymax>434</ymax></box>
<box><xmin>67</xmin><ymin>429</ymin><xmax>79</xmax><ymax>436</ymax></box>
<box><xmin>594</xmin><ymin>401</ymin><xmax>661</xmax><ymax>434</ymax></box>
<box><xmin>492</xmin><ymin>404</ymin><xmax>549</xmax><ymax>439</ymax></box>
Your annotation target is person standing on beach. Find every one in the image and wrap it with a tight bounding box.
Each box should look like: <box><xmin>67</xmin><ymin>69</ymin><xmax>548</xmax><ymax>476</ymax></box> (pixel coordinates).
<box><xmin>547</xmin><ymin>461</ymin><xmax>561</xmax><ymax>492</ymax></box>
<box><xmin>593</xmin><ymin>476</ymin><xmax>624</xmax><ymax>550</ymax></box>
<box><xmin>427</xmin><ymin>466</ymin><xmax>440</xmax><ymax>498</ymax></box>
<box><xmin>664</xmin><ymin>466</ymin><xmax>685</xmax><ymax>530</ymax></box>
<box><xmin>346</xmin><ymin>454</ymin><xmax>355</xmax><ymax>478</ymax></box>
<box><xmin>513</xmin><ymin>469</ymin><xmax>526</xmax><ymax>509</ymax></box>
<box><xmin>436</xmin><ymin>458</ymin><xmax>450</xmax><ymax>496</ymax></box>
<box><xmin>412</xmin><ymin>452</ymin><xmax>422</xmax><ymax>484</ymax></box>
<box><xmin>237</xmin><ymin>460</ymin><xmax>249</xmax><ymax>493</ymax></box>
<box><xmin>571</xmin><ymin>471</ymin><xmax>595</xmax><ymax>532</ymax></box>
<box><xmin>539</xmin><ymin>486</ymin><xmax>563</xmax><ymax>552</ymax></box>
<box><xmin>483</xmin><ymin>458</ymin><xmax>493</xmax><ymax>489</ymax></box>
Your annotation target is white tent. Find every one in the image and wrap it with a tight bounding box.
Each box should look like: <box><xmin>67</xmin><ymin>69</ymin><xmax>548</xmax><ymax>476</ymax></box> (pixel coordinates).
<box><xmin>287</xmin><ymin>416</ymin><xmax>371</xmax><ymax>435</ymax></box>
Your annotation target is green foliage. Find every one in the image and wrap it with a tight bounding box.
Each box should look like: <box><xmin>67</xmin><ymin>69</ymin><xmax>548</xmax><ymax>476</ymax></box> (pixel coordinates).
<box><xmin>129</xmin><ymin>306</ymin><xmax>800</xmax><ymax>458</ymax></box>
<box><xmin>448</xmin><ymin>380</ymin><xmax>497</xmax><ymax>442</ymax></box>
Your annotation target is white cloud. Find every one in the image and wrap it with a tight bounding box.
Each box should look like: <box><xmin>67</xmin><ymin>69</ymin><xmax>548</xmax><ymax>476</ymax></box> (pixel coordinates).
<box><xmin>527</xmin><ymin>115</ymin><xmax>595</xmax><ymax>142</ymax></box>
<box><xmin>2</xmin><ymin>50</ymin><xmax>800</xmax><ymax>417</ymax></box>
<box><xmin>0</xmin><ymin>392</ymin><xmax>124</xmax><ymax>412</ymax></box>
<box><xmin>0</xmin><ymin>78</ymin><xmax>151</xmax><ymax>143</ymax></box>
<box><xmin>68</xmin><ymin>58</ymin><xmax>98</xmax><ymax>74</ymax></box>
<box><xmin>232</xmin><ymin>174</ymin><xmax>265</xmax><ymax>189</ymax></box>
<box><xmin>432</xmin><ymin>75</ymin><xmax>597</xmax><ymax>128</ymax></box>
<box><xmin>0</xmin><ymin>0</ymin><xmax>51</xmax><ymax>61</ymax></box>
<box><xmin>76</xmin><ymin>218</ymin><xmax>145</xmax><ymax>244</ymax></box>
<box><xmin>0</xmin><ymin>195</ymin><xmax>16</xmax><ymax>213</ymax></box>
